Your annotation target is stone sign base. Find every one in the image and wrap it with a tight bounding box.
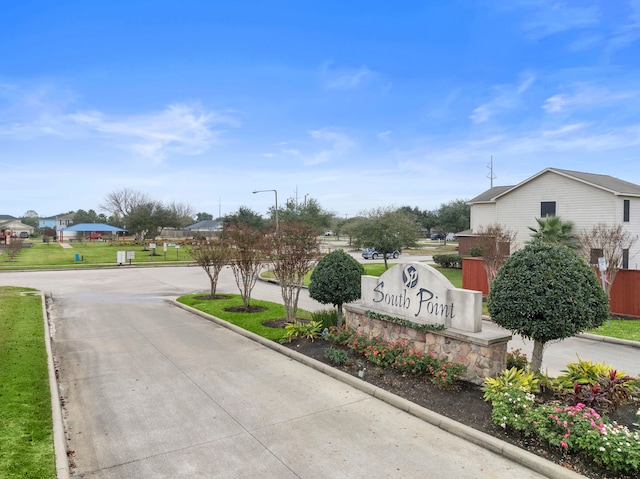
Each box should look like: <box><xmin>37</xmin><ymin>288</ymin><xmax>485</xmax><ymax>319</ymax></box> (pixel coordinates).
<box><xmin>344</xmin><ymin>304</ymin><xmax>512</xmax><ymax>385</ymax></box>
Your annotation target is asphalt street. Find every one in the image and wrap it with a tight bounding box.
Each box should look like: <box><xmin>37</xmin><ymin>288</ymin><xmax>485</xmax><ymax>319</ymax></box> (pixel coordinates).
<box><xmin>0</xmin><ymin>264</ymin><xmax>637</xmax><ymax>478</ymax></box>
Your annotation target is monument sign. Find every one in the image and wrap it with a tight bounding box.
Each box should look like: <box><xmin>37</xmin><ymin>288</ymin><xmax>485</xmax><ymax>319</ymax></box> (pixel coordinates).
<box><xmin>360</xmin><ymin>262</ymin><xmax>482</xmax><ymax>333</ymax></box>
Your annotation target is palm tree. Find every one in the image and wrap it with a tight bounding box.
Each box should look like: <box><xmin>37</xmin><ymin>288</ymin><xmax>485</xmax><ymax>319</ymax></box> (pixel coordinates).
<box><xmin>528</xmin><ymin>216</ymin><xmax>578</xmax><ymax>249</ymax></box>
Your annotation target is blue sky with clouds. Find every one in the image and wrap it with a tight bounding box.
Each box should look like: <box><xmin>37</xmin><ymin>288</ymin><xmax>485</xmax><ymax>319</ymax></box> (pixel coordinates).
<box><xmin>1</xmin><ymin>1</ymin><xmax>639</xmax><ymax>219</ymax></box>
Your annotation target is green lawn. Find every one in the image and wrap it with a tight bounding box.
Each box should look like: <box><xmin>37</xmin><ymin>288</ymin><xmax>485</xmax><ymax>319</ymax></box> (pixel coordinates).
<box><xmin>0</xmin><ymin>241</ymin><xmax>193</xmax><ymax>270</ymax></box>
<box><xmin>588</xmin><ymin>319</ymin><xmax>640</xmax><ymax>342</ymax></box>
<box><xmin>177</xmin><ymin>294</ymin><xmax>312</xmax><ymax>341</ymax></box>
<box><xmin>0</xmin><ymin>287</ymin><xmax>56</xmax><ymax>478</ymax></box>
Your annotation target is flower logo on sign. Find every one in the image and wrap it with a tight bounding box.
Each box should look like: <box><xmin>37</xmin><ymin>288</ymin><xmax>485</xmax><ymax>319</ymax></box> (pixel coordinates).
<box><xmin>402</xmin><ymin>265</ymin><xmax>419</xmax><ymax>289</ymax></box>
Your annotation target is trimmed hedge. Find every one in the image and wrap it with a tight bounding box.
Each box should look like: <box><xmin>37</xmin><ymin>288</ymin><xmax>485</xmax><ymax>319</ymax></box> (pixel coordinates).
<box><xmin>432</xmin><ymin>254</ymin><xmax>462</xmax><ymax>269</ymax></box>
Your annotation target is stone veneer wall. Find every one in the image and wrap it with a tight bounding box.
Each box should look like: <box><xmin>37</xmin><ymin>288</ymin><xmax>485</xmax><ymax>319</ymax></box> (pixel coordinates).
<box><xmin>344</xmin><ymin>305</ymin><xmax>510</xmax><ymax>385</ymax></box>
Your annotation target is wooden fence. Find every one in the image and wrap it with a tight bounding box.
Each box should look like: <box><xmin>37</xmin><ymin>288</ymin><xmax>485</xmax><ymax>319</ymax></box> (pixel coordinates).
<box><xmin>462</xmin><ymin>257</ymin><xmax>640</xmax><ymax>318</ymax></box>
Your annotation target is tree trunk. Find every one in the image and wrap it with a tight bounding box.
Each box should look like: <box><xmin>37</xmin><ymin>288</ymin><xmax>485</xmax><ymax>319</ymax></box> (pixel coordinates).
<box><xmin>530</xmin><ymin>340</ymin><xmax>545</xmax><ymax>373</ymax></box>
<box><xmin>337</xmin><ymin>304</ymin><xmax>344</xmax><ymax>328</ymax></box>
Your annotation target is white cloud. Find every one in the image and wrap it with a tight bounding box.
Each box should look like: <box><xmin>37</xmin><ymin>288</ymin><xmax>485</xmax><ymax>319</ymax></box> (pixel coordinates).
<box><xmin>0</xmin><ymin>86</ymin><xmax>239</xmax><ymax>162</ymax></box>
<box><xmin>303</xmin><ymin>128</ymin><xmax>355</xmax><ymax>166</ymax></box>
<box><xmin>470</xmin><ymin>72</ymin><xmax>536</xmax><ymax>124</ymax></box>
<box><xmin>510</xmin><ymin>0</ymin><xmax>600</xmax><ymax>40</ymax></box>
<box><xmin>607</xmin><ymin>0</ymin><xmax>640</xmax><ymax>52</ymax></box>
<box><xmin>320</xmin><ymin>62</ymin><xmax>380</xmax><ymax>90</ymax></box>
<box><xmin>73</xmin><ymin>103</ymin><xmax>236</xmax><ymax>162</ymax></box>
<box><xmin>543</xmin><ymin>84</ymin><xmax>637</xmax><ymax>113</ymax></box>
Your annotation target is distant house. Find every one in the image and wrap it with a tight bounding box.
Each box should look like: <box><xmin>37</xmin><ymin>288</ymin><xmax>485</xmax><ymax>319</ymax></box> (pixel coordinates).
<box><xmin>0</xmin><ymin>216</ymin><xmax>35</xmax><ymax>242</ymax></box>
<box><xmin>466</xmin><ymin>167</ymin><xmax>640</xmax><ymax>268</ymax></box>
<box><xmin>39</xmin><ymin>213</ymin><xmax>75</xmax><ymax>230</ymax></box>
<box><xmin>185</xmin><ymin>220</ymin><xmax>222</xmax><ymax>238</ymax></box>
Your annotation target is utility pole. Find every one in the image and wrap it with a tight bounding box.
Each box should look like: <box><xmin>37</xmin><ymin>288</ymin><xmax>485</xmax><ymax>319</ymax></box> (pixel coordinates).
<box><xmin>487</xmin><ymin>156</ymin><xmax>497</xmax><ymax>188</ymax></box>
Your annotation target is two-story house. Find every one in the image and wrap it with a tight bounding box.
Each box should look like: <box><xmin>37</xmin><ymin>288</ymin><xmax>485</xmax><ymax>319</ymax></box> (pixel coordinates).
<box><xmin>467</xmin><ymin>167</ymin><xmax>640</xmax><ymax>269</ymax></box>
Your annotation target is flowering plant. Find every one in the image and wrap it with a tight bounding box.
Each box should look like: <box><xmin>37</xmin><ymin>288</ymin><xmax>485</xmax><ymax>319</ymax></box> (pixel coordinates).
<box><xmin>506</xmin><ymin>348</ymin><xmax>528</xmax><ymax>370</ymax></box>
<box><xmin>430</xmin><ymin>362</ymin><xmax>466</xmax><ymax>389</ymax></box>
<box><xmin>487</xmin><ymin>385</ymin><xmax>640</xmax><ymax>474</ymax></box>
<box><xmin>393</xmin><ymin>348</ymin><xmax>438</xmax><ymax>376</ymax></box>
<box><xmin>362</xmin><ymin>337</ymin><xmax>394</xmax><ymax>367</ymax></box>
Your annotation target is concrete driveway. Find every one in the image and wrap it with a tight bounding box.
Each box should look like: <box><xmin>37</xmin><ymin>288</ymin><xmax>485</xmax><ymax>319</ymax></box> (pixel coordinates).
<box><xmin>0</xmin><ymin>266</ymin><xmax>564</xmax><ymax>479</ymax></box>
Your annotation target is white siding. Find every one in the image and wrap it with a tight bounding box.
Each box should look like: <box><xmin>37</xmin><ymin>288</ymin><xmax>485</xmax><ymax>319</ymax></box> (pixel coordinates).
<box><xmin>470</xmin><ymin>203</ymin><xmax>497</xmax><ymax>231</ymax></box>
<box><xmin>470</xmin><ymin>170</ymin><xmax>640</xmax><ymax>265</ymax></box>
<box><xmin>622</xmin><ymin>197</ymin><xmax>640</xmax><ymax>269</ymax></box>
<box><xmin>496</xmin><ymin>172</ymin><xmax>617</xmax><ymax>251</ymax></box>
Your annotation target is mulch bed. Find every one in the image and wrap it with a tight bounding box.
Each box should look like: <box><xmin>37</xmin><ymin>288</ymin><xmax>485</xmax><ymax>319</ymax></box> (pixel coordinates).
<box><xmin>280</xmin><ymin>335</ymin><xmax>639</xmax><ymax>479</ymax></box>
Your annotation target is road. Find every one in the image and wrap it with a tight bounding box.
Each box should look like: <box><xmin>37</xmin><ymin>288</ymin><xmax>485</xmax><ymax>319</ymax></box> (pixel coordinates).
<box><xmin>0</xmin><ymin>266</ymin><xmax>564</xmax><ymax>478</ymax></box>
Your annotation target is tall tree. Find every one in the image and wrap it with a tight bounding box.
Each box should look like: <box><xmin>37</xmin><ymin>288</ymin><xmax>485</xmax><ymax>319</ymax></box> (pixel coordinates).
<box><xmin>101</xmin><ymin>187</ymin><xmax>150</xmax><ymax>220</ymax></box>
<box><xmin>270</xmin><ymin>222</ymin><xmax>320</xmax><ymax>321</ymax></box>
<box><xmin>73</xmin><ymin>209</ymin><xmax>106</xmax><ymax>224</ymax></box>
<box><xmin>528</xmin><ymin>216</ymin><xmax>577</xmax><ymax>248</ymax></box>
<box><xmin>167</xmin><ymin>201</ymin><xmax>195</xmax><ymax>228</ymax></box>
<box><xmin>436</xmin><ymin>199</ymin><xmax>470</xmax><ymax>236</ymax></box>
<box><xmin>397</xmin><ymin>206</ymin><xmax>438</xmax><ymax>234</ymax></box>
<box><xmin>186</xmin><ymin>239</ymin><xmax>231</xmax><ymax>299</ymax></box>
<box><xmin>309</xmin><ymin>249</ymin><xmax>364</xmax><ymax>327</ymax></box>
<box><xmin>275</xmin><ymin>196</ymin><xmax>334</xmax><ymax>234</ymax></box>
<box><xmin>578</xmin><ymin>223</ymin><xmax>638</xmax><ymax>295</ymax></box>
<box><xmin>196</xmin><ymin>212</ymin><xmax>213</xmax><ymax>222</ymax></box>
<box><xmin>353</xmin><ymin>207</ymin><xmax>418</xmax><ymax>269</ymax></box>
<box><xmin>224</xmin><ymin>223</ymin><xmax>270</xmax><ymax>309</ymax></box>
<box><xmin>488</xmin><ymin>241</ymin><xmax>609</xmax><ymax>372</ymax></box>
<box><xmin>20</xmin><ymin>210</ymin><xmax>39</xmax><ymax>229</ymax></box>
<box><xmin>222</xmin><ymin>206</ymin><xmax>265</xmax><ymax>230</ymax></box>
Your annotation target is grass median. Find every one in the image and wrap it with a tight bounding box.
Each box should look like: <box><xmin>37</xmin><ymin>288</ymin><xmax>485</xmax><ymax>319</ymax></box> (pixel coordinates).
<box><xmin>0</xmin><ymin>286</ymin><xmax>56</xmax><ymax>478</ymax></box>
<box><xmin>177</xmin><ymin>293</ymin><xmax>313</xmax><ymax>341</ymax></box>
<box><xmin>0</xmin><ymin>241</ymin><xmax>193</xmax><ymax>270</ymax></box>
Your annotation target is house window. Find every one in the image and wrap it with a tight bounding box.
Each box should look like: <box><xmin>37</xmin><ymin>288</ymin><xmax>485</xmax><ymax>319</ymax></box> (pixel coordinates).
<box><xmin>623</xmin><ymin>249</ymin><xmax>629</xmax><ymax>269</ymax></box>
<box><xmin>540</xmin><ymin>201</ymin><xmax>556</xmax><ymax>217</ymax></box>
<box><xmin>623</xmin><ymin>199</ymin><xmax>630</xmax><ymax>222</ymax></box>
<box><xmin>589</xmin><ymin>248</ymin><xmax>603</xmax><ymax>266</ymax></box>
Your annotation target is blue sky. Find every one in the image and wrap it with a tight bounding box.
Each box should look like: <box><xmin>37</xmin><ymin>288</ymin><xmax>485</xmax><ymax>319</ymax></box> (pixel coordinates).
<box><xmin>1</xmin><ymin>1</ymin><xmax>639</xmax><ymax>220</ymax></box>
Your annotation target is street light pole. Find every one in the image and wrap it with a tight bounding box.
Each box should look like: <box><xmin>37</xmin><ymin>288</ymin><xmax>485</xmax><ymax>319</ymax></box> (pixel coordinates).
<box><xmin>252</xmin><ymin>189</ymin><xmax>279</xmax><ymax>233</ymax></box>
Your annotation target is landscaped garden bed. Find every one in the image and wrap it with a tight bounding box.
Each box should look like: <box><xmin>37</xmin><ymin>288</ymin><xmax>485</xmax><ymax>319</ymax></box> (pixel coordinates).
<box><xmin>279</xmin><ymin>329</ymin><xmax>639</xmax><ymax>479</ymax></box>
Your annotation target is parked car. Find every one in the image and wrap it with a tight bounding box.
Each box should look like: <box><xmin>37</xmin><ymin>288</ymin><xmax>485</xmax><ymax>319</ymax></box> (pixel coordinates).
<box><xmin>19</xmin><ymin>231</ymin><xmax>29</xmax><ymax>238</ymax></box>
<box><xmin>88</xmin><ymin>233</ymin><xmax>102</xmax><ymax>240</ymax></box>
<box><xmin>324</xmin><ymin>230</ymin><xmax>334</xmax><ymax>236</ymax></box>
<box><xmin>362</xmin><ymin>248</ymin><xmax>400</xmax><ymax>260</ymax></box>
<box><xmin>430</xmin><ymin>233</ymin><xmax>445</xmax><ymax>240</ymax></box>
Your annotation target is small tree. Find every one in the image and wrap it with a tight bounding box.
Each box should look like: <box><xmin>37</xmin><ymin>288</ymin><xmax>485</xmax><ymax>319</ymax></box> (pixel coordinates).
<box><xmin>473</xmin><ymin>224</ymin><xmax>517</xmax><ymax>290</ymax></box>
<box><xmin>353</xmin><ymin>207</ymin><xmax>418</xmax><ymax>270</ymax></box>
<box><xmin>186</xmin><ymin>239</ymin><xmax>231</xmax><ymax>299</ymax></box>
<box><xmin>578</xmin><ymin>223</ymin><xmax>638</xmax><ymax>296</ymax></box>
<box><xmin>309</xmin><ymin>249</ymin><xmax>365</xmax><ymax>327</ymax></box>
<box><xmin>270</xmin><ymin>222</ymin><xmax>320</xmax><ymax>322</ymax></box>
<box><xmin>224</xmin><ymin>223</ymin><xmax>270</xmax><ymax>309</ymax></box>
<box><xmin>488</xmin><ymin>241</ymin><xmax>609</xmax><ymax>372</ymax></box>
<box><xmin>528</xmin><ymin>215</ymin><xmax>577</xmax><ymax>248</ymax></box>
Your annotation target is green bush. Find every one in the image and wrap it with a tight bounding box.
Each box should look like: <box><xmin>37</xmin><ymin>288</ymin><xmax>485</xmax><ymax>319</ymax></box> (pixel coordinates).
<box><xmin>311</xmin><ymin>309</ymin><xmax>338</xmax><ymax>329</ymax></box>
<box><xmin>488</xmin><ymin>241</ymin><xmax>609</xmax><ymax>372</ymax></box>
<box><xmin>482</xmin><ymin>367</ymin><xmax>540</xmax><ymax>403</ymax></box>
<box><xmin>280</xmin><ymin>320</ymin><xmax>323</xmax><ymax>343</ymax></box>
<box><xmin>325</xmin><ymin>347</ymin><xmax>350</xmax><ymax>365</ymax></box>
<box><xmin>432</xmin><ymin>254</ymin><xmax>462</xmax><ymax>269</ymax></box>
<box><xmin>556</xmin><ymin>356</ymin><xmax>623</xmax><ymax>388</ymax></box>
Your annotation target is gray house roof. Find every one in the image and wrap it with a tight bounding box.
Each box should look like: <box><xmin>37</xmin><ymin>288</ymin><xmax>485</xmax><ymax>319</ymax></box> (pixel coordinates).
<box><xmin>186</xmin><ymin>220</ymin><xmax>222</xmax><ymax>231</ymax></box>
<box><xmin>468</xmin><ymin>185</ymin><xmax>514</xmax><ymax>204</ymax></box>
<box><xmin>469</xmin><ymin>167</ymin><xmax>640</xmax><ymax>204</ymax></box>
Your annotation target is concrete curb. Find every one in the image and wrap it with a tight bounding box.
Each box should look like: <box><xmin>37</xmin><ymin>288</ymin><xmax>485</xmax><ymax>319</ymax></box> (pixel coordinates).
<box><xmin>41</xmin><ymin>292</ymin><xmax>70</xmax><ymax>479</ymax></box>
<box><xmin>172</xmin><ymin>300</ymin><xmax>586</xmax><ymax>479</ymax></box>
<box><xmin>579</xmin><ymin>331</ymin><xmax>640</xmax><ymax>349</ymax></box>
